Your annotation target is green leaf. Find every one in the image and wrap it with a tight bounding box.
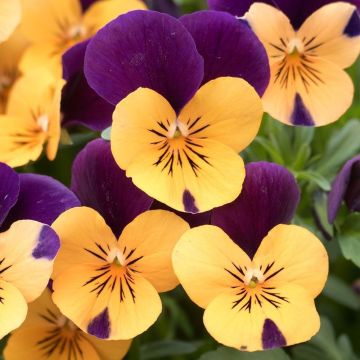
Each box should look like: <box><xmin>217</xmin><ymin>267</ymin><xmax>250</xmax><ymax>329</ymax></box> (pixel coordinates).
<box><xmin>313</xmin><ymin>191</ymin><xmax>333</xmax><ymax>239</ymax></box>
<box><xmin>254</xmin><ymin>137</ymin><xmax>284</xmax><ymax>164</ymax></box>
<box><xmin>323</xmin><ymin>275</ymin><xmax>360</xmax><ymax>310</ymax></box>
<box><xmin>337</xmin><ymin>213</ymin><xmax>360</xmax><ymax>268</ymax></box>
<box><xmin>199</xmin><ymin>347</ymin><xmax>290</xmax><ymax>360</ymax></box>
<box><xmin>101</xmin><ymin>126</ymin><xmax>111</xmax><ymax>141</ymax></box>
<box><xmin>296</xmin><ymin>171</ymin><xmax>331</xmax><ymax>191</ymax></box>
<box><xmin>292</xmin><ymin>317</ymin><xmax>357</xmax><ymax>360</ymax></box>
<box><xmin>139</xmin><ymin>340</ymin><xmax>199</xmax><ymax>359</ymax></box>
<box><xmin>292</xmin><ymin>143</ymin><xmax>311</xmax><ymax>171</ymax></box>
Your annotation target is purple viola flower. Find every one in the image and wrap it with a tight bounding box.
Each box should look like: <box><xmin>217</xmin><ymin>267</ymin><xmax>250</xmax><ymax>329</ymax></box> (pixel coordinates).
<box><xmin>0</xmin><ymin>162</ymin><xmax>80</xmax><ymax>231</ymax></box>
<box><xmin>61</xmin><ymin>40</ymin><xmax>114</xmax><ymax>131</ymax></box>
<box><xmin>211</xmin><ymin>161</ymin><xmax>300</xmax><ymax>258</ymax></box>
<box><xmin>84</xmin><ymin>9</ymin><xmax>270</xmax><ymax>112</ymax></box>
<box><xmin>208</xmin><ymin>0</ymin><xmax>360</xmax><ymax>29</ymax></box>
<box><xmin>145</xmin><ymin>0</ymin><xmax>181</xmax><ymax>17</ymax></box>
<box><xmin>328</xmin><ymin>155</ymin><xmax>360</xmax><ymax>224</ymax></box>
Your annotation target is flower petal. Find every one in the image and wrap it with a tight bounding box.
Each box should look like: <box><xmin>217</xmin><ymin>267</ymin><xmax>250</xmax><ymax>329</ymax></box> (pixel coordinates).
<box><xmin>62</xmin><ymin>40</ymin><xmax>114</xmax><ymax>131</ymax></box>
<box><xmin>0</xmin><ymin>162</ymin><xmax>19</xmax><ymax>227</ymax></box>
<box><xmin>328</xmin><ymin>154</ymin><xmax>360</xmax><ymax>223</ymax></box>
<box><xmin>180</xmin><ymin>10</ymin><xmax>270</xmax><ymax>95</ymax></box>
<box><xmin>0</xmin><ymin>220</ymin><xmax>60</xmax><ymax>302</ymax></box>
<box><xmin>0</xmin><ymin>280</ymin><xmax>27</xmax><ymax>339</ymax></box>
<box><xmin>203</xmin><ymin>283</ymin><xmax>320</xmax><ymax>351</ymax></box>
<box><xmin>172</xmin><ymin>225</ymin><xmax>252</xmax><ymax>309</ymax></box>
<box><xmin>2</xmin><ymin>173</ymin><xmax>79</xmax><ymax>229</ymax></box>
<box><xmin>297</xmin><ymin>2</ymin><xmax>360</xmax><ymax>68</ymax></box>
<box><xmin>52</xmin><ymin>207</ymin><xmax>118</xmax><ymax>278</ymax></box>
<box><xmin>0</xmin><ymin>0</ymin><xmax>21</xmax><ymax>43</ymax></box>
<box><xmin>71</xmin><ymin>139</ymin><xmax>153</xmax><ymax>237</ymax></box>
<box><xmin>146</xmin><ymin>0</ymin><xmax>181</xmax><ymax>17</ymax></box>
<box><xmin>52</xmin><ymin>264</ymin><xmax>162</xmax><ymax>340</ymax></box>
<box><xmin>84</xmin><ymin>10</ymin><xmax>204</xmax><ymax>111</ymax></box>
<box><xmin>212</xmin><ymin>162</ymin><xmax>300</xmax><ymax>258</ymax></box>
<box><xmin>253</xmin><ymin>224</ymin><xmax>329</xmax><ymax>297</ymax></box>
<box><xmin>119</xmin><ymin>210</ymin><xmax>189</xmax><ymax>292</ymax></box>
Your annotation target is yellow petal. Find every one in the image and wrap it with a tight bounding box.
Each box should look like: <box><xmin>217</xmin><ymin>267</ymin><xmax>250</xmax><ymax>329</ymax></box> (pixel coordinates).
<box><xmin>253</xmin><ymin>224</ymin><xmax>328</xmax><ymax>297</ymax></box>
<box><xmin>112</xmin><ymin>86</ymin><xmax>247</xmax><ymax>213</ymax></box>
<box><xmin>0</xmin><ymin>0</ymin><xmax>21</xmax><ymax>43</ymax></box>
<box><xmin>245</xmin><ymin>3</ymin><xmax>295</xmax><ymax>66</ymax></box>
<box><xmin>179</xmin><ymin>77</ymin><xmax>263</xmax><ymax>153</ymax></box>
<box><xmin>298</xmin><ymin>2</ymin><xmax>360</xmax><ymax>69</ymax></box>
<box><xmin>20</xmin><ymin>0</ymin><xmax>82</xmax><ymax>44</ymax></box>
<box><xmin>52</xmin><ymin>264</ymin><xmax>162</xmax><ymax>340</ymax></box>
<box><xmin>262</xmin><ymin>56</ymin><xmax>354</xmax><ymax>126</ymax></box>
<box><xmin>203</xmin><ymin>283</ymin><xmax>320</xmax><ymax>351</ymax></box>
<box><xmin>119</xmin><ymin>210</ymin><xmax>189</xmax><ymax>292</ymax></box>
<box><xmin>172</xmin><ymin>225</ymin><xmax>252</xmax><ymax>309</ymax></box>
<box><xmin>0</xmin><ymin>280</ymin><xmax>27</xmax><ymax>339</ymax></box>
<box><xmin>0</xmin><ymin>221</ymin><xmax>59</xmax><ymax>302</ymax></box>
<box><xmin>83</xmin><ymin>0</ymin><xmax>147</xmax><ymax>36</ymax></box>
<box><xmin>52</xmin><ymin>207</ymin><xmax>118</xmax><ymax>279</ymax></box>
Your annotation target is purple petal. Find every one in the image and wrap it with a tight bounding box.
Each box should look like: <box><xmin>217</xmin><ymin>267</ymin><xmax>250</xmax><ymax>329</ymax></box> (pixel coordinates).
<box><xmin>151</xmin><ymin>200</ymin><xmax>211</xmax><ymax>228</ymax></box>
<box><xmin>62</xmin><ymin>40</ymin><xmax>114</xmax><ymax>131</ymax></box>
<box><xmin>87</xmin><ymin>307</ymin><xmax>110</xmax><ymax>339</ymax></box>
<box><xmin>211</xmin><ymin>162</ymin><xmax>300</xmax><ymax>258</ymax></box>
<box><xmin>0</xmin><ymin>163</ymin><xmax>20</xmax><ymax>227</ymax></box>
<box><xmin>180</xmin><ymin>10</ymin><xmax>270</xmax><ymax>96</ymax></box>
<box><xmin>328</xmin><ymin>155</ymin><xmax>360</xmax><ymax>224</ymax></box>
<box><xmin>32</xmin><ymin>225</ymin><xmax>60</xmax><ymax>260</ymax></box>
<box><xmin>80</xmin><ymin>0</ymin><xmax>96</xmax><ymax>12</ymax></box>
<box><xmin>84</xmin><ymin>10</ymin><xmax>204</xmax><ymax>112</ymax></box>
<box><xmin>146</xmin><ymin>0</ymin><xmax>181</xmax><ymax>17</ymax></box>
<box><xmin>208</xmin><ymin>0</ymin><xmax>360</xmax><ymax>29</ymax></box>
<box><xmin>2</xmin><ymin>174</ymin><xmax>80</xmax><ymax>229</ymax></box>
<box><xmin>262</xmin><ymin>319</ymin><xmax>286</xmax><ymax>350</ymax></box>
<box><xmin>71</xmin><ymin>139</ymin><xmax>153</xmax><ymax>237</ymax></box>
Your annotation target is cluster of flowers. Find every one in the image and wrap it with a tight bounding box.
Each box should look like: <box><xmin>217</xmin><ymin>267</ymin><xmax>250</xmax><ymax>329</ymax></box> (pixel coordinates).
<box><xmin>0</xmin><ymin>0</ymin><xmax>359</xmax><ymax>358</ymax></box>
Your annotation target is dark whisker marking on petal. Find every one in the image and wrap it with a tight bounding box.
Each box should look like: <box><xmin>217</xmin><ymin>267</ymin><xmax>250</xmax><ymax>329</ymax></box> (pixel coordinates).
<box><xmin>90</xmin><ymin>275</ymin><xmax>112</xmax><ymax>296</ymax></box>
<box><xmin>148</xmin><ymin>129</ymin><xmax>166</xmax><ymax>137</ymax></box>
<box><xmin>124</xmin><ymin>272</ymin><xmax>136</xmax><ymax>303</ymax></box>
<box><xmin>269</xmin><ymin>42</ymin><xmax>285</xmax><ymax>53</ymax></box>
<box><xmin>240</xmin><ymin>296</ymin><xmax>252</xmax><ymax>313</ymax></box>
<box><xmin>84</xmin><ymin>248</ymin><xmax>107</xmax><ymax>262</ymax></box>
<box><xmin>95</xmin><ymin>243</ymin><xmax>108</xmax><ymax>256</ymax></box>
<box><xmin>0</xmin><ymin>264</ymin><xmax>12</xmax><ymax>274</ymax></box>
<box><xmin>127</xmin><ymin>256</ymin><xmax>143</xmax><ymax>267</ymax></box>
<box><xmin>265</xmin><ymin>267</ymin><xmax>284</xmax><ymax>282</ymax></box>
<box><xmin>83</xmin><ymin>269</ymin><xmax>110</xmax><ymax>287</ymax></box>
<box><xmin>263</xmin><ymin>261</ymin><xmax>275</xmax><ymax>275</ymax></box>
<box><xmin>224</xmin><ymin>268</ymin><xmax>243</xmax><ymax>282</ymax></box>
<box><xmin>255</xmin><ymin>294</ymin><xmax>262</xmax><ymax>307</ymax></box>
<box><xmin>263</xmin><ymin>290</ymin><xmax>289</xmax><ymax>303</ymax></box>
<box><xmin>185</xmin><ymin>145</ymin><xmax>211</xmax><ymax>165</ymax></box>
<box><xmin>125</xmin><ymin>248</ymin><xmax>136</xmax><ymax>260</ymax></box>
<box><xmin>188</xmin><ymin>116</ymin><xmax>202</xmax><ymax>130</ymax></box>
<box><xmin>304</xmin><ymin>36</ymin><xmax>316</xmax><ymax>47</ymax></box>
<box><xmin>232</xmin><ymin>292</ymin><xmax>247</xmax><ymax>309</ymax></box>
<box><xmin>157</xmin><ymin>121</ymin><xmax>168</xmax><ymax>132</ymax></box>
<box><xmin>189</xmin><ymin>124</ymin><xmax>210</xmax><ymax>136</ymax></box>
<box><xmin>260</xmin><ymin>294</ymin><xmax>282</xmax><ymax>308</ymax></box>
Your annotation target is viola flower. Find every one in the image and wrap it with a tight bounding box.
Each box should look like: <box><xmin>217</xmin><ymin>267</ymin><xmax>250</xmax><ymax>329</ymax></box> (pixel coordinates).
<box><xmin>0</xmin><ymin>70</ymin><xmax>64</xmax><ymax>167</ymax></box>
<box><xmin>173</xmin><ymin>162</ymin><xmax>329</xmax><ymax>351</ymax></box>
<box><xmin>0</xmin><ymin>0</ymin><xmax>21</xmax><ymax>43</ymax></box>
<box><xmin>244</xmin><ymin>2</ymin><xmax>360</xmax><ymax>126</ymax></box>
<box><xmin>51</xmin><ymin>207</ymin><xmax>189</xmax><ymax>340</ymax></box>
<box><xmin>19</xmin><ymin>0</ymin><xmax>147</xmax><ymax>76</ymax></box>
<box><xmin>328</xmin><ymin>154</ymin><xmax>360</xmax><ymax>223</ymax></box>
<box><xmin>4</xmin><ymin>288</ymin><xmax>131</xmax><ymax>360</ymax></box>
<box><xmin>85</xmin><ymin>10</ymin><xmax>269</xmax><ymax>213</ymax></box>
<box><xmin>0</xmin><ymin>30</ymin><xmax>29</xmax><ymax>114</ymax></box>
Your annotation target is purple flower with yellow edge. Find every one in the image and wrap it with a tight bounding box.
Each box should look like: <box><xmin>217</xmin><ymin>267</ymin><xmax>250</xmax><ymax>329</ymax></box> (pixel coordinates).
<box><xmin>85</xmin><ymin>10</ymin><xmax>269</xmax><ymax>213</ymax></box>
<box><xmin>0</xmin><ymin>163</ymin><xmax>71</xmax><ymax>338</ymax></box>
<box><xmin>328</xmin><ymin>154</ymin><xmax>360</xmax><ymax>223</ymax></box>
<box><xmin>173</xmin><ymin>162</ymin><xmax>329</xmax><ymax>351</ymax></box>
<box><xmin>19</xmin><ymin>0</ymin><xmax>146</xmax><ymax>76</ymax></box>
<box><xmin>0</xmin><ymin>70</ymin><xmax>64</xmax><ymax>167</ymax></box>
<box><xmin>4</xmin><ymin>288</ymin><xmax>131</xmax><ymax>359</ymax></box>
<box><xmin>0</xmin><ymin>0</ymin><xmax>21</xmax><ymax>43</ymax></box>
<box><xmin>235</xmin><ymin>1</ymin><xmax>360</xmax><ymax>126</ymax></box>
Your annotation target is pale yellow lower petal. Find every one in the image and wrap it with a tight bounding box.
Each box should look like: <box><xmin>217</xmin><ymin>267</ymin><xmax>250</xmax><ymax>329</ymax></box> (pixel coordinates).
<box><xmin>0</xmin><ymin>0</ymin><xmax>21</xmax><ymax>43</ymax></box>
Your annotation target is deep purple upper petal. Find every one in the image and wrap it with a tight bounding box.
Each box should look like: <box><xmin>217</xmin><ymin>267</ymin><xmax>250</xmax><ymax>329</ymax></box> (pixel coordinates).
<box><xmin>0</xmin><ymin>163</ymin><xmax>20</xmax><ymax>227</ymax></box>
<box><xmin>208</xmin><ymin>0</ymin><xmax>360</xmax><ymax>29</ymax></box>
<box><xmin>71</xmin><ymin>139</ymin><xmax>153</xmax><ymax>237</ymax></box>
<box><xmin>145</xmin><ymin>0</ymin><xmax>181</xmax><ymax>17</ymax></box>
<box><xmin>61</xmin><ymin>40</ymin><xmax>114</xmax><ymax>131</ymax></box>
<box><xmin>80</xmin><ymin>0</ymin><xmax>96</xmax><ymax>12</ymax></box>
<box><xmin>211</xmin><ymin>161</ymin><xmax>300</xmax><ymax>258</ymax></box>
<box><xmin>180</xmin><ymin>10</ymin><xmax>270</xmax><ymax>95</ymax></box>
<box><xmin>2</xmin><ymin>174</ymin><xmax>80</xmax><ymax>229</ymax></box>
<box><xmin>84</xmin><ymin>10</ymin><xmax>204</xmax><ymax>112</ymax></box>
<box><xmin>328</xmin><ymin>155</ymin><xmax>360</xmax><ymax>224</ymax></box>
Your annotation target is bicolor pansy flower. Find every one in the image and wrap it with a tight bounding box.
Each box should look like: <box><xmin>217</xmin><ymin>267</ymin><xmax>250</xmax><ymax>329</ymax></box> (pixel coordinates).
<box><xmin>328</xmin><ymin>154</ymin><xmax>360</xmax><ymax>223</ymax></box>
<box><xmin>4</xmin><ymin>288</ymin><xmax>131</xmax><ymax>360</ymax></box>
<box><xmin>0</xmin><ymin>70</ymin><xmax>64</xmax><ymax>167</ymax></box>
<box><xmin>85</xmin><ymin>10</ymin><xmax>269</xmax><ymax>213</ymax></box>
<box><xmin>244</xmin><ymin>2</ymin><xmax>360</xmax><ymax>126</ymax></box>
<box><xmin>51</xmin><ymin>207</ymin><xmax>189</xmax><ymax>340</ymax></box>
<box><xmin>0</xmin><ymin>0</ymin><xmax>21</xmax><ymax>43</ymax></box>
<box><xmin>172</xmin><ymin>162</ymin><xmax>329</xmax><ymax>351</ymax></box>
<box><xmin>19</xmin><ymin>0</ymin><xmax>146</xmax><ymax>76</ymax></box>
<box><xmin>0</xmin><ymin>161</ymin><xmax>79</xmax><ymax>231</ymax></box>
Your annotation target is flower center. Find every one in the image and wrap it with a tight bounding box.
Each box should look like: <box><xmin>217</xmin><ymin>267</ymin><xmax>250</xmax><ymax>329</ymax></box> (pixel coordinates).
<box><xmin>67</xmin><ymin>24</ymin><xmax>87</xmax><ymax>40</ymax></box>
<box><xmin>37</xmin><ymin>114</ymin><xmax>49</xmax><ymax>133</ymax></box>
<box><xmin>244</xmin><ymin>268</ymin><xmax>265</xmax><ymax>289</ymax></box>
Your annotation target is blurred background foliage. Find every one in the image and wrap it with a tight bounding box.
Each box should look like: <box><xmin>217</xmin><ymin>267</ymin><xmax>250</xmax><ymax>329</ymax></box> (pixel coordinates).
<box><xmin>10</xmin><ymin>0</ymin><xmax>360</xmax><ymax>359</ymax></box>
